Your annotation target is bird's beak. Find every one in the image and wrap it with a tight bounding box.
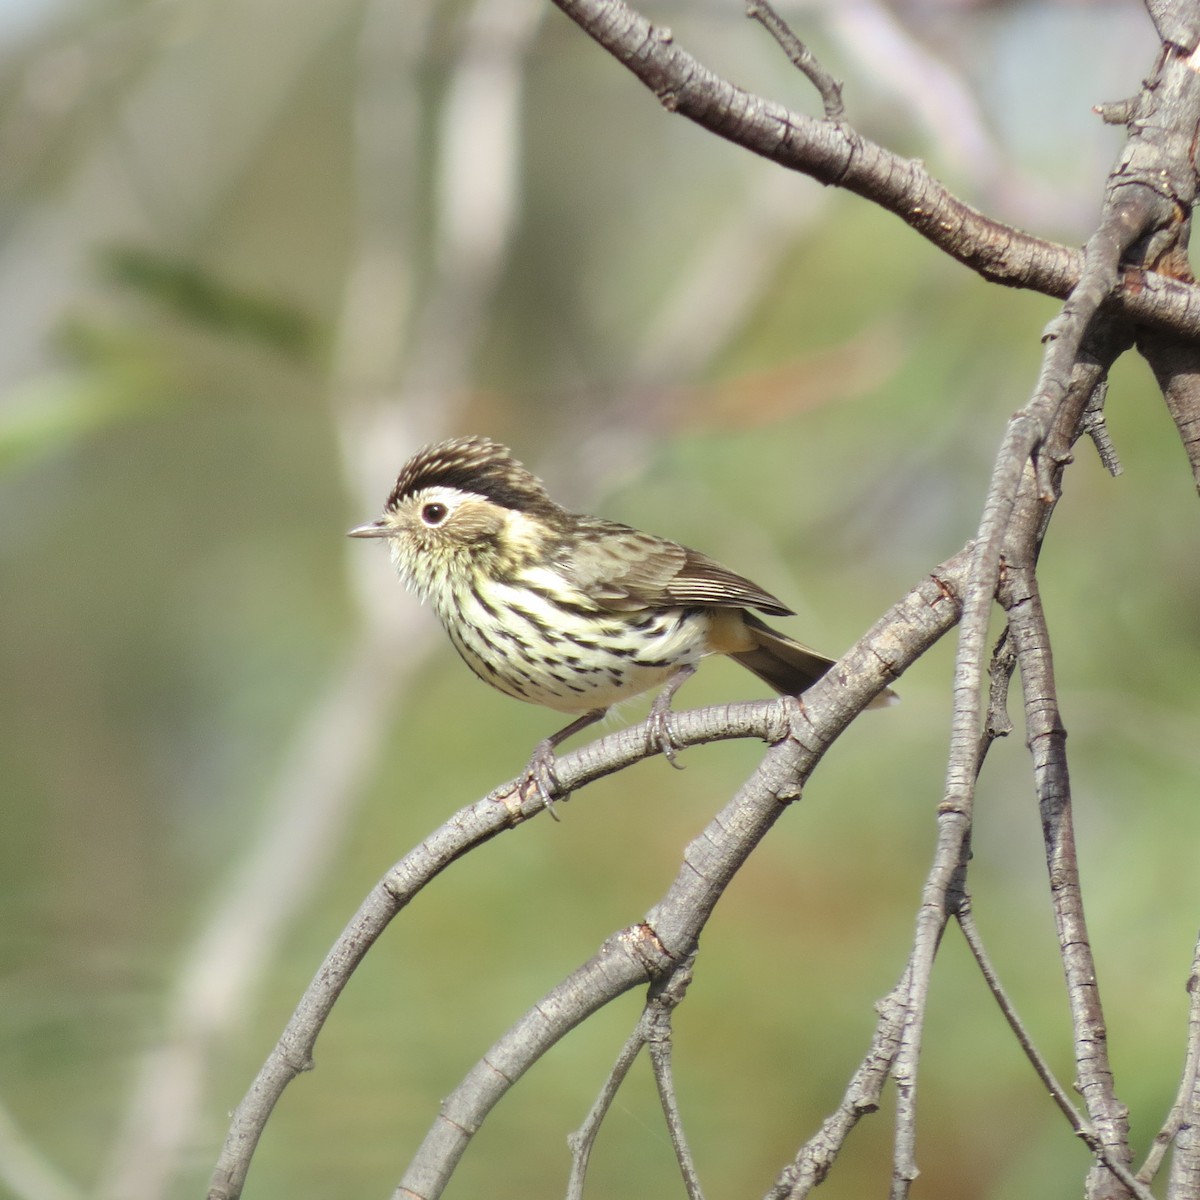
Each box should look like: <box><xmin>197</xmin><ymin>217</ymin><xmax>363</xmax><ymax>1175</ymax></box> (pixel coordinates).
<box><xmin>347</xmin><ymin>521</ymin><xmax>393</xmax><ymax>539</ymax></box>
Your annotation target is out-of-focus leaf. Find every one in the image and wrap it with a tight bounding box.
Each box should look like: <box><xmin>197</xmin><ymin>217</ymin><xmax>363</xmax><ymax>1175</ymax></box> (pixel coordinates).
<box><xmin>0</xmin><ymin>371</ymin><xmax>156</xmax><ymax>472</ymax></box>
<box><xmin>98</xmin><ymin>244</ymin><xmax>321</xmax><ymax>360</ymax></box>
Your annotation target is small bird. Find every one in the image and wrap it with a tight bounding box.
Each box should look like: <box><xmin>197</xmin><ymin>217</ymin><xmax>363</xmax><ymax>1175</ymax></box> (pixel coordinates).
<box><xmin>350</xmin><ymin>436</ymin><xmax>894</xmax><ymax>808</ymax></box>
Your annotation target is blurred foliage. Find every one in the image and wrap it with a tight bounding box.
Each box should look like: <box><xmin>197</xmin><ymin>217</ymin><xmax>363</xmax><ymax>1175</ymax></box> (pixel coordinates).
<box><xmin>0</xmin><ymin>1</ymin><xmax>1195</xmax><ymax>1199</ymax></box>
<box><xmin>97</xmin><ymin>245</ymin><xmax>322</xmax><ymax>359</ymax></box>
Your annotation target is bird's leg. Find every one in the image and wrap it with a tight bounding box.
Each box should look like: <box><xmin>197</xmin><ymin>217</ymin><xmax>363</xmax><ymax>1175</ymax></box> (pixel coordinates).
<box><xmin>646</xmin><ymin>664</ymin><xmax>697</xmax><ymax>769</ymax></box>
<box><xmin>520</xmin><ymin>708</ymin><xmax>607</xmax><ymax>818</ymax></box>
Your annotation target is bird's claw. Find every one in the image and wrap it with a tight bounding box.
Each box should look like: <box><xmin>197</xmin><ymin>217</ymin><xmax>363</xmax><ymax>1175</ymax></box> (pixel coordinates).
<box><xmin>518</xmin><ymin>737</ymin><xmax>564</xmax><ymax>820</ymax></box>
<box><xmin>647</xmin><ymin>685</ymin><xmax>687</xmax><ymax>769</ymax></box>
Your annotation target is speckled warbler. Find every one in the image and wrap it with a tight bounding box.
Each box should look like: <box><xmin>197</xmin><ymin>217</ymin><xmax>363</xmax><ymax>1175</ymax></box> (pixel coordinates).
<box><xmin>350</xmin><ymin>436</ymin><xmax>895</xmax><ymax>807</ymax></box>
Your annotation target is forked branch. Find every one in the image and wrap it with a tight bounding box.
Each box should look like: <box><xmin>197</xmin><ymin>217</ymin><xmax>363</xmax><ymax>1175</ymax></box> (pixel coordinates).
<box><xmin>208</xmin><ymin>554</ymin><xmax>967</xmax><ymax>1200</ymax></box>
<box><xmin>886</xmin><ymin>21</ymin><xmax>1200</xmax><ymax>1189</ymax></box>
<box><xmin>745</xmin><ymin>0</ymin><xmax>843</xmax><ymax>120</ymax></box>
<box><xmin>208</xmin><ymin>5</ymin><xmax>1200</xmax><ymax>1198</ymax></box>
<box><xmin>549</xmin><ymin>0</ymin><xmax>1200</xmax><ymax>341</ymax></box>
<box><xmin>390</xmin><ymin>558</ymin><xmax>967</xmax><ymax>1200</ymax></box>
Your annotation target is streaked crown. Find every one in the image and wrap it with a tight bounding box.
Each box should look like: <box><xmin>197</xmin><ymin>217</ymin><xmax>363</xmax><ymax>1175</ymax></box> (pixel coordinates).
<box><xmin>385</xmin><ymin>436</ymin><xmax>557</xmax><ymax>516</ymax></box>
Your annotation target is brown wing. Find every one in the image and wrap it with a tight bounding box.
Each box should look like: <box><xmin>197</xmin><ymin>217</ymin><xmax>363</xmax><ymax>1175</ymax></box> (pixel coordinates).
<box><xmin>562</xmin><ymin>520</ymin><xmax>794</xmax><ymax>616</ymax></box>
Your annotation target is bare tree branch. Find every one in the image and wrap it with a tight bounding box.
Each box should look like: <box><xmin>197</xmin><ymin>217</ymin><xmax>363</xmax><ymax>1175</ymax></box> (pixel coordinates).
<box><xmin>765</xmin><ymin>968</ymin><xmax>908</xmax><ymax>1199</ymax></box>
<box><xmin>881</xmin><ymin>25</ymin><xmax>1200</xmax><ymax>1191</ymax></box>
<box><xmin>1005</xmin><ymin>565</ymin><xmax>1132</xmax><ymax>1200</ymax></box>
<box><xmin>644</xmin><ymin>958</ymin><xmax>705</xmax><ymax>1200</ymax></box>
<box><xmin>564</xmin><ymin>953</ymin><xmax>704</xmax><ymax>1199</ymax></box>
<box><xmin>957</xmin><ymin>901</ymin><xmax>1155</xmax><ymax>1200</ymax></box>
<box><xmin>1163</xmin><ymin>933</ymin><xmax>1200</xmax><ymax>1198</ymax></box>
<box><xmin>390</xmin><ymin>551</ymin><xmax>962</xmax><ymax>1200</ymax></box>
<box><xmin>208</xmin><ymin>550</ymin><xmax>967</xmax><ymax>1200</ymax></box>
<box><xmin>548</xmin><ymin>0</ymin><xmax>1200</xmax><ymax>341</ymax></box>
<box><xmin>745</xmin><ymin>0</ymin><xmax>844</xmax><ymax>121</ymax></box>
<box><xmin>566</xmin><ymin>1018</ymin><xmax>646</xmax><ymax>1198</ymax></box>
<box><xmin>202</xmin><ymin>5</ymin><xmax>1200</xmax><ymax>1196</ymax></box>
<box><xmin>991</xmin><ymin>331</ymin><xmax>1143</xmax><ymax>1194</ymax></box>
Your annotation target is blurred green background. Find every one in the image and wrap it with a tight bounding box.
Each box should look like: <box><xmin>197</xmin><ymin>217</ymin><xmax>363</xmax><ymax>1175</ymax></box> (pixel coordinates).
<box><xmin>2</xmin><ymin>1</ymin><xmax>1199</xmax><ymax>1197</ymax></box>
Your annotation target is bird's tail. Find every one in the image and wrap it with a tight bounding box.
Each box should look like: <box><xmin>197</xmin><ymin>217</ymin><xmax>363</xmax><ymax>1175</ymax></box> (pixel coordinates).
<box><xmin>728</xmin><ymin>613</ymin><xmax>897</xmax><ymax>709</ymax></box>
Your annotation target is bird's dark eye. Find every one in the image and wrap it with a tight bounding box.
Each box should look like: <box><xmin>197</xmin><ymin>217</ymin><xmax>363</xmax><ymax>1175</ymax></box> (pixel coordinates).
<box><xmin>421</xmin><ymin>502</ymin><xmax>449</xmax><ymax>526</ymax></box>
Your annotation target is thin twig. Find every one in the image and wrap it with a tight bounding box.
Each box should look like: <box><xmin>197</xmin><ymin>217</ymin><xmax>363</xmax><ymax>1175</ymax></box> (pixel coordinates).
<box><xmin>968</xmin><ymin>345</ymin><xmax>1132</xmax><ymax>1200</ymax></box>
<box><xmin>549</xmin><ymin>0</ymin><xmax>1200</xmax><ymax>342</ymax></box>
<box><xmin>884</xmin><ymin>104</ymin><xmax>1163</xmax><ymax>1182</ymax></box>
<box><xmin>1157</xmin><ymin>932</ymin><xmax>1200</xmax><ymax>1195</ymax></box>
<box><xmin>566</xmin><ymin>956</ymin><xmax>699</xmax><ymax>1199</ymax></box>
<box><xmin>764</xmin><ymin>969</ymin><xmax>909</xmax><ymax>1199</ymax></box>
<box><xmin>384</xmin><ymin>558</ymin><xmax>967</xmax><ymax>1200</ymax></box>
<box><xmin>769</xmin><ymin>645</ymin><xmax>1002</xmax><ymax>1200</ymax></box>
<box><xmin>393</xmin><ymin>762</ymin><xmax>792</xmax><ymax>1200</ymax></box>
<box><xmin>957</xmin><ymin>903</ymin><xmax>1155</xmax><ymax>1200</ymax></box>
<box><xmin>207</xmin><ymin>549</ymin><xmax>967</xmax><ymax>1200</ymax></box>
<box><xmin>644</xmin><ymin>958</ymin><xmax>704</xmax><ymax>1200</ymax></box>
<box><xmin>746</xmin><ymin>0</ymin><xmax>844</xmax><ymax>120</ymax></box>
<box><xmin>891</xmin><ymin>312</ymin><xmax>1133</xmax><ymax>1198</ymax></box>
<box><xmin>566</xmin><ymin>1028</ymin><xmax>648</xmax><ymax>1198</ymax></box>
<box><xmin>1004</xmin><ymin>565</ymin><xmax>1132</xmax><ymax>1196</ymax></box>
<box><xmin>957</xmin><ymin>902</ymin><xmax>1083</xmax><ymax>1128</ymax></box>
